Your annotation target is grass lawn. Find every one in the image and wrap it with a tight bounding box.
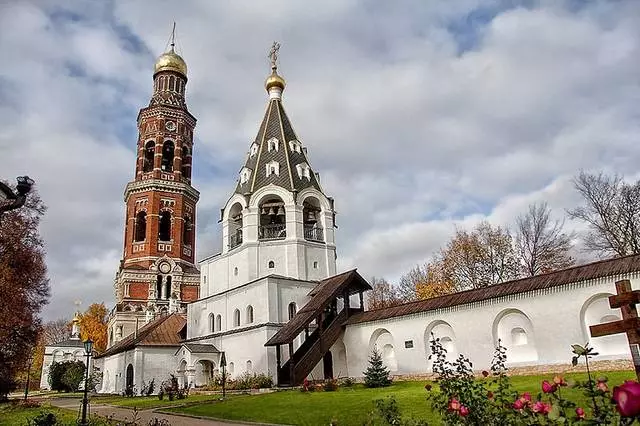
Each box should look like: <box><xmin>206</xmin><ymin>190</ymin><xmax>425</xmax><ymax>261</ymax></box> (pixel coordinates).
<box><xmin>167</xmin><ymin>370</ymin><xmax>637</xmax><ymax>426</ymax></box>
<box><xmin>0</xmin><ymin>403</ymin><xmax>78</xmax><ymax>426</ymax></box>
<box><xmin>91</xmin><ymin>393</ymin><xmax>223</xmax><ymax>409</ymax></box>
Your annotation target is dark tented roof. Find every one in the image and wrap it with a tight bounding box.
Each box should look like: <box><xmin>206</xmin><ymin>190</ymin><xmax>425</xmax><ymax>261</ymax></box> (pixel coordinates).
<box><xmin>96</xmin><ymin>313</ymin><xmax>186</xmax><ymax>358</ymax></box>
<box><xmin>182</xmin><ymin>343</ymin><xmax>220</xmax><ymax>354</ymax></box>
<box><xmin>265</xmin><ymin>270</ymin><xmax>372</xmax><ymax>346</ymax></box>
<box><xmin>347</xmin><ymin>254</ymin><xmax>640</xmax><ymax>325</ymax></box>
<box><xmin>234</xmin><ymin>99</ymin><xmax>323</xmax><ymax>196</ymax></box>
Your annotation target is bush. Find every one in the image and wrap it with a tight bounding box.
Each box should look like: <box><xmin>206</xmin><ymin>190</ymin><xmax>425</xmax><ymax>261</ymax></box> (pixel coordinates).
<box><xmin>323</xmin><ymin>378</ymin><xmax>338</xmax><ymax>392</ymax></box>
<box><xmin>339</xmin><ymin>377</ymin><xmax>355</xmax><ymax>388</ymax></box>
<box><xmin>48</xmin><ymin>361</ymin><xmax>86</xmax><ymax>392</ymax></box>
<box><xmin>363</xmin><ymin>347</ymin><xmax>391</xmax><ymax>388</ymax></box>
<box><xmin>141</xmin><ymin>378</ymin><xmax>155</xmax><ymax>396</ymax></box>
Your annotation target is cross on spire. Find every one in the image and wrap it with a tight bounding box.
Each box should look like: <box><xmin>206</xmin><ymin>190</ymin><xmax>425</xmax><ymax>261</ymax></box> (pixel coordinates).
<box><xmin>268</xmin><ymin>41</ymin><xmax>281</xmax><ymax>71</ymax></box>
<box><xmin>170</xmin><ymin>22</ymin><xmax>176</xmax><ymax>52</ymax></box>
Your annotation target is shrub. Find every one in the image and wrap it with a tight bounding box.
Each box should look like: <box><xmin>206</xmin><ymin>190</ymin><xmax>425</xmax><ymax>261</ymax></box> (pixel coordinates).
<box><xmin>339</xmin><ymin>377</ymin><xmax>355</xmax><ymax>388</ymax></box>
<box><xmin>48</xmin><ymin>361</ymin><xmax>86</xmax><ymax>392</ymax></box>
<box><xmin>26</xmin><ymin>411</ymin><xmax>58</xmax><ymax>426</ymax></box>
<box><xmin>363</xmin><ymin>347</ymin><xmax>391</xmax><ymax>388</ymax></box>
<box><xmin>323</xmin><ymin>378</ymin><xmax>338</xmax><ymax>392</ymax></box>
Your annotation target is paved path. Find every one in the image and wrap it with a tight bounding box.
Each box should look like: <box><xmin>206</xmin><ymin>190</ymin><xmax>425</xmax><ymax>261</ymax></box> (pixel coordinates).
<box><xmin>47</xmin><ymin>397</ymin><xmax>263</xmax><ymax>426</ymax></box>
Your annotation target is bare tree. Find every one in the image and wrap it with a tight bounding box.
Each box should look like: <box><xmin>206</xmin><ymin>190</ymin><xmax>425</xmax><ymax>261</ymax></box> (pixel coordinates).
<box><xmin>43</xmin><ymin>318</ymin><xmax>71</xmax><ymax>345</ymax></box>
<box><xmin>397</xmin><ymin>266</ymin><xmax>422</xmax><ymax>302</ymax></box>
<box><xmin>366</xmin><ymin>277</ymin><xmax>402</xmax><ymax>310</ymax></box>
<box><xmin>568</xmin><ymin>171</ymin><xmax>640</xmax><ymax>257</ymax></box>
<box><xmin>515</xmin><ymin>202</ymin><xmax>575</xmax><ymax>276</ymax></box>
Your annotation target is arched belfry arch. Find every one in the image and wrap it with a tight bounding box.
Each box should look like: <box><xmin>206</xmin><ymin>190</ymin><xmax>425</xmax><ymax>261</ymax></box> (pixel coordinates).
<box><xmin>297</xmin><ymin>188</ymin><xmax>332</xmax><ymax>211</ymax></box>
<box><xmin>222</xmin><ymin>194</ymin><xmax>248</xmax><ymax>222</ymax></box>
<box><xmin>249</xmin><ymin>184</ymin><xmax>295</xmax><ymax>209</ymax></box>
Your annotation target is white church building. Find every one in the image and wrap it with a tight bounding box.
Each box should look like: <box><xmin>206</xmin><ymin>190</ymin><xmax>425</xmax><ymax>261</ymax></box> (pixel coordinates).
<box><xmin>83</xmin><ymin>44</ymin><xmax>636</xmax><ymax>395</ymax></box>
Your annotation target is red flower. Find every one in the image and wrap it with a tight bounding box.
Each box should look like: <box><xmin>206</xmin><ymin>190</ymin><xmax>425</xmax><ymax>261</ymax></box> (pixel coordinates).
<box><xmin>542</xmin><ymin>380</ymin><xmax>557</xmax><ymax>394</ymax></box>
<box><xmin>522</xmin><ymin>392</ymin><xmax>532</xmax><ymax>402</ymax></box>
<box><xmin>532</xmin><ymin>401</ymin><xmax>551</xmax><ymax>414</ymax></box>
<box><xmin>596</xmin><ymin>380</ymin><xmax>609</xmax><ymax>393</ymax></box>
<box><xmin>613</xmin><ymin>381</ymin><xmax>640</xmax><ymax>417</ymax></box>
<box><xmin>459</xmin><ymin>405</ymin><xmax>469</xmax><ymax>417</ymax></box>
<box><xmin>575</xmin><ymin>407</ymin><xmax>585</xmax><ymax>420</ymax></box>
<box><xmin>513</xmin><ymin>399</ymin><xmax>525</xmax><ymax>410</ymax></box>
<box><xmin>482</xmin><ymin>370</ymin><xmax>489</xmax><ymax>378</ymax></box>
<box><xmin>553</xmin><ymin>375</ymin><xmax>567</xmax><ymax>386</ymax></box>
<box><xmin>448</xmin><ymin>398</ymin><xmax>461</xmax><ymax>412</ymax></box>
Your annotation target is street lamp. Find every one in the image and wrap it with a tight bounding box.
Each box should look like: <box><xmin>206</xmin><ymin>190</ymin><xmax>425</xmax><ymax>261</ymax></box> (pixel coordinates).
<box><xmin>23</xmin><ymin>351</ymin><xmax>34</xmax><ymax>402</ymax></box>
<box><xmin>0</xmin><ymin>176</ymin><xmax>35</xmax><ymax>222</ymax></box>
<box><xmin>79</xmin><ymin>339</ymin><xmax>93</xmax><ymax>426</ymax></box>
<box><xmin>220</xmin><ymin>351</ymin><xmax>226</xmax><ymax>400</ymax></box>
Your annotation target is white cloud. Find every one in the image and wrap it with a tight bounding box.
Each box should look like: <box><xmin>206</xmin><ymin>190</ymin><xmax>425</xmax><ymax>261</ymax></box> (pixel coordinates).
<box><xmin>0</xmin><ymin>1</ymin><xmax>638</xmax><ymax>320</ymax></box>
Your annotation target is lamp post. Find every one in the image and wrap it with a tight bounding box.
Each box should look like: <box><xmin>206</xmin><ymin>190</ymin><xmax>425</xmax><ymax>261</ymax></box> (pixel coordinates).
<box><xmin>79</xmin><ymin>339</ymin><xmax>93</xmax><ymax>426</ymax></box>
<box><xmin>220</xmin><ymin>351</ymin><xmax>226</xmax><ymax>400</ymax></box>
<box><xmin>0</xmin><ymin>176</ymin><xmax>35</xmax><ymax>223</ymax></box>
<box><xmin>23</xmin><ymin>352</ymin><xmax>33</xmax><ymax>402</ymax></box>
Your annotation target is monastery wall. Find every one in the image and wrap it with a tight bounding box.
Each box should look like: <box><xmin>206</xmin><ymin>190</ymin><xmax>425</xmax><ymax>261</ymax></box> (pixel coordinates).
<box><xmin>342</xmin><ymin>273</ymin><xmax>637</xmax><ymax>379</ymax></box>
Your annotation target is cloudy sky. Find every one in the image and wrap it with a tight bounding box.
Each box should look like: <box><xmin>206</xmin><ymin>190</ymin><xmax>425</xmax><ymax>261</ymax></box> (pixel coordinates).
<box><xmin>1</xmin><ymin>0</ymin><xmax>638</xmax><ymax>321</ymax></box>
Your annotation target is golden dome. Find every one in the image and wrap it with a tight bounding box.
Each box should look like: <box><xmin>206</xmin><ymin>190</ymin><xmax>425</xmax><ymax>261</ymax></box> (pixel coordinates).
<box><xmin>154</xmin><ymin>50</ymin><xmax>187</xmax><ymax>76</ymax></box>
<box><xmin>265</xmin><ymin>69</ymin><xmax>286</xmax><ymax>92</ymax></box>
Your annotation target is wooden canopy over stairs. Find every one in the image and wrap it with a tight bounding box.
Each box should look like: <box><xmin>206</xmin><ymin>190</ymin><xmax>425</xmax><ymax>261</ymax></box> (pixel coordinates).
<box><xmin>265</xmin><ymin>270</ymin><xmax>371</xmax><ymax>386</ymax></box>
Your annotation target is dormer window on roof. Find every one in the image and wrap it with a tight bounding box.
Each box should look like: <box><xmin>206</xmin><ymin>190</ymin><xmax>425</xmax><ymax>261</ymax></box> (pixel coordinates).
<box><xmin>267</xmin><ymin>137</ymin><xmax>279</xmax><ymax>152</ymax></box>
<box><xmin>289</xmin><ymin>140</ymin><xmax>302</xmax><ymax>154</ymax></box>
<box><xmin>266</xmin><ymin>161</ymin><xmax>280</xmax><ymax>177</ymax></box>
<box><xmin>240</xmin><ymin>167</ymin><xmax>252</xmax><ymax>185</ymax></box>
<box><xmin>250</xmin><ymin>143</ymin><xmax>259</xmax><ymax>157</ymax></box>
<box><xmin>296</xmin><ymin>163</ymin><xmax>311</xmax><ymax>180</ymax></box>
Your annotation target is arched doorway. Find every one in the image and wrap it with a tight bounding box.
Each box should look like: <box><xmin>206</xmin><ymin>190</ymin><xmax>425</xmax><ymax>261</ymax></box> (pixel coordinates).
<box><xmin>125</xmin><ymin>364</ymin><xmax>134</xmax><ymax>393</ymax></box>
<box><xmin>323</xmin><ymin>351</ymin><xmax>334</xmax><ymax>379</ymax></box>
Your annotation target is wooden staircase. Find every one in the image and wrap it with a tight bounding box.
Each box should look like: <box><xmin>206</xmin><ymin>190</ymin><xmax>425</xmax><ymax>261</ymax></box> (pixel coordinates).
<box><xmin>278</xmin><ymin>308</ymin><xmax>351</xmax><ymax>385</ymax></box>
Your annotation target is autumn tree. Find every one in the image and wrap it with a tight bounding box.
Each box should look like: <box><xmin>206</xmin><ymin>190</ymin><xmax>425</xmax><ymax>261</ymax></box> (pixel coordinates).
<box><xmin>440</xmin><ymin>221</ymin><xmax>518</xmax><ymax>291</ymax></box>
<box><xmin>366</xmin><ymin>277</ymin><xmax>402</xmax><ymax>310</ymax></box>
<box><xmin>78</xmin><ymin>303</ymin><xmax>108</xmax><ymax>353</ymax></box>
<box><xmin>568</xmin><ymin>171</ymin><xmax>640</xmax><ymax>257</ymax></box>
<box><xmin>515</xmin><ymin>202</ymin><xmax>575</xmax><ymax>276</ymax></box>
<box><xmin>0</xmin><ymin>185</ymin><xmax>49</xmax><ymax>400</ymax></box>
<box><xmin>400</xmin><ymin>263</ymin><xmax>454</xmax><ymax>300</ymax></box>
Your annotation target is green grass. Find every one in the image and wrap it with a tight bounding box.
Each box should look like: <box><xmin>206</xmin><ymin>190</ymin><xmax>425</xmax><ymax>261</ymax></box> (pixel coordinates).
<box><xmin>167</xmin><ymin>370</ymin><xmax>637</xmax><ymax>426</ymax></box>
<box><xmin>0</xmin><ymin>403</ymin><xmax>78</xmax><ymax>426</ymax></box>
<box><xmin>91</xmin><ymin>393</ymin><xmax>223</xmax><ymax>409</ymax></box>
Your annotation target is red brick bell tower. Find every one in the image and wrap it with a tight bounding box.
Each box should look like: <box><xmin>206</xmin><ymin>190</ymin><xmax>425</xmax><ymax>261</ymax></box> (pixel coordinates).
<box><xmin>107</xmin><ymin>36</ymin><xmax>200</xmax><ymax>348</ymax></box>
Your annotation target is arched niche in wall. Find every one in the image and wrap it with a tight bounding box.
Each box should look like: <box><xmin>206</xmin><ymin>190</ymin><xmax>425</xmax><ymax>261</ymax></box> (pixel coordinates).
<box><xmin>331</xmin><ymin>339</ymin><xmax>348</xmax><ymax>378</ymax></box>
<box><xmin>492</xmin><ymin>308</ymin><xmax>538</xmax><ymax>364</ymax></box>
<box><xmin>581</xmin><ymin>293</ymin><xmax>626</xmax><ymax>357</ymax></box>
<box><xmin>424</xmin><ymin>320</ymin><xmax>457</xmax><ymax>368</ymax></box>
<box><xmin>369</xmin><ymin>328</ymin><xmax>398</xmax><ymax>372</ymax></box>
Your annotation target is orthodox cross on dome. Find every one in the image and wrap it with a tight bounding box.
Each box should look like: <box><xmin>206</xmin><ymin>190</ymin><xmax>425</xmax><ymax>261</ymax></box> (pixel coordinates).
<box><xmin>268</xmin><ymin>41</ymin><xmax>281</xmax><ymax>71</ymax></box>
<box><xmin>169</xmin><ymin>22</ymin><xmax>177</xmax><ymax>52</ymax></box>
<box><xmin>589</xmin><ymin>280</ymin><xmax>640</xmax><ymax>380</ymax></box>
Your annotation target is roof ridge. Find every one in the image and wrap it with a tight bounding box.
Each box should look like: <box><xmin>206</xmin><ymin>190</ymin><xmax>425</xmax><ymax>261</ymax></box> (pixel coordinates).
<box><xmin>275</xmin><ymin>100</ymin><xmax>295</xmax><ymax>191</ymax></box>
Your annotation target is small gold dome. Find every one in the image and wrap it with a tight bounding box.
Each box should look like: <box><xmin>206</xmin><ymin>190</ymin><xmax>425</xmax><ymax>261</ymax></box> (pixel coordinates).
<box><xmin>265</xmin><ymin>70</ymin><xmax>286</xmax><ymax>92</ymax></box>
<box><xmin>154</xmin><ymin>50</ymin><xmax>187</xmax><ymax>76</ymax></box>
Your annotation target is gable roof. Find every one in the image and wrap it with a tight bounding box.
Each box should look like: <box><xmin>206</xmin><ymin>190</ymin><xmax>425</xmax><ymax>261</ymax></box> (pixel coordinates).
<box><xmin>96</xmin><ymin>313</ymin><xmax>186</xmax><ymax>358</ymax></box>
<box><xmin>176</xmin><ymin>343</ymin><xmax>220</xmax><ymax>355</ymax></box>
<box><xmin>265</xmin><ymin>269</ymin><xmax>372</xmax><ymax>346</ymax></box>
<box><xmin>234</xmin><ymin>98</ymin><xmax>323</xmax><ymax>197</ymax></box>
<box><xmin>347</xmin><ymin>254</ymin><xmax>640</xmax><ymax>325</ymax></box>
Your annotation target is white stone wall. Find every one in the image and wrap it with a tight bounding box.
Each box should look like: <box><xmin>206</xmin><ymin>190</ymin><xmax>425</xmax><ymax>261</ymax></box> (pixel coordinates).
<box><xmin>342</xmin><ymin>273</ymin><xmax>635</xmax><ymax>379</ymax></box>
<box><xmin>99</xmin><ymin>347</ymin><xmax>176</xmax><ymax>394</ymax></box>
<box><xmin>40</xmin><ymin>344</ymin><xmax>91</xmax><ymax>390</ymax></box>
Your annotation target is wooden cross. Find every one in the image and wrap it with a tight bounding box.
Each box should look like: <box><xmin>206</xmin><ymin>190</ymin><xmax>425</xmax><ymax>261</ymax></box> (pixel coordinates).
<box><xmin>590</xmin><ymin>280</ymin><xmax>640</xmax><ymax>380</ymax></box>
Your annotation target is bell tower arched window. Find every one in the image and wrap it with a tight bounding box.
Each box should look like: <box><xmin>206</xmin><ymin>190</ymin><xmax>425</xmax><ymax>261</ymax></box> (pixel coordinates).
<box><xmin>159</xmin><ymin>211</ymin><xmax>172</xmax><ymax>241</ymax></box>
<box><xmin>143</xmin><ymin>141</ymin><xmax>155</xmax><ymax>172</ymax></box>
<box><xmin>181</xmin><ymin>146</ymin><xmax>190</xmax><ymax>179</ymax></box>
<box><xmin>259</xmin><ymin>197</ymin><xmax>286</xmax><ymax>240</ymax></box>
<box><xmin>134</xmin><ymin>211</ymin><xmax>147</xmax><ymax>242</ymax></box>
<box><xmin>165</xmin><ymin>275</ymin><xmax>172</xmax><ymax>300</ymax></box>
<box><xmin>161</xmin><ymin>141</ymin><xmax>174</xmax><ymax>172</ymax></box>
<box><xmin>228</xmin><ymin>203</ymin><xmax>243</xmax><ymax>249</ymax></box>
<box><xmin>183</xmin><ymin>215</ymin><xmax>193</xmax><ymax>246</ymax></box>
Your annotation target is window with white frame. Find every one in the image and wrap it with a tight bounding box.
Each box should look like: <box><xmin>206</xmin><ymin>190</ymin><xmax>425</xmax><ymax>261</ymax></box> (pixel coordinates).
<box><xmin>267</xmin><ymin>137</ymin><xmax>279</xmax><ymax>152</ymax></box>
<box><xmin>266</xmin><ymin>161</ymin><xmax>280</xmax><ymax>177</ymax></box>
<box><xmin>240</xmin><ymin>167</ymin><xmax>252</xmax><ymax>185</ymax></box>
<box><xmin>249</xmin><ymin>143</ymin><xmax>259</xmax><ymax>157</ymax></box>
<box><xmin>296</xmin><ymin>163</ymin><xmax>311</xmax><ymax>180</ymax></box>
<box><xmin>289</xmin><ymin>140</ymin><xmax>302</xmax><ymax>153</ymax></box>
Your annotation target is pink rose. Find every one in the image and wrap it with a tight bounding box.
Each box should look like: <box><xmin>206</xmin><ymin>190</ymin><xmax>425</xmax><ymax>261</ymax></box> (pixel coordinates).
<box><xmin>513</xmin><ymin>399</ymin><xmax>525</xmax><ymax>410</ymax></box>
<box><xmin>448</xmin><ymin>398</ymin><xmax>461</xmax><ymax>412</ymax></box>
<box><xmin>459</xmin><ymin>405</ymin><xmax>469</xmax><ymax>417</ymax></box>
<box><xmin>613</xmin><ymin>381</ymin><xmax>640</xmax><ymax>417</ymax></box>
<box><xmin>554</xmin><ymin>375</ymin><xmax>567</xmax><ymax>386</ymax></box>
<box><xmin>596</xmin><ymin>380</ymin><xmax>608</xmax><ymax>393</ymax></box>
<box><xmin>533</xmin><ymin>401</ymin><xmax>551</xmax><ymax>414</ymax></box>
<box><xmin>575</xmin><ymin>407</ymin><xmax>585</xmax><ymax>420</ymax></box>
<box><xmin>542</xmin><ymin>380</ymin><xmax>557</xmax><ymax>394</ymax></box>
<box><xmin>522</xmin><ymin>392</ymin><xmax>532</xmax><ymax>402</ymax></box>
